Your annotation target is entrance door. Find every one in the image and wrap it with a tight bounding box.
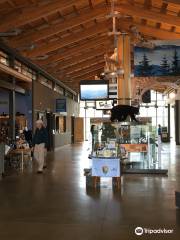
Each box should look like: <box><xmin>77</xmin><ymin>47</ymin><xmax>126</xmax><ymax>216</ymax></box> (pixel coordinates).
<box><xmin>71</xmin><ymin>116</ymin><xmax>75</xmax><ymax>144</ymax></box>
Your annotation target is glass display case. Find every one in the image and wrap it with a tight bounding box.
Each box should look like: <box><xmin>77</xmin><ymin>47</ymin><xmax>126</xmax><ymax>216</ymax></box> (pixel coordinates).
<box><xmin>90</xmin><ymin>121</ymin><xmax>166</xmax><ymax>173</ymax></box>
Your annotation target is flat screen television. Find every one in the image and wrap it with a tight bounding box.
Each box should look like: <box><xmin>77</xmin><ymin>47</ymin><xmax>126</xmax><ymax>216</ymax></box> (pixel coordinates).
<box><xmin>80</xmin><ymin>80</ymin><xmax>109</xmax><ymax>100</ymax></box>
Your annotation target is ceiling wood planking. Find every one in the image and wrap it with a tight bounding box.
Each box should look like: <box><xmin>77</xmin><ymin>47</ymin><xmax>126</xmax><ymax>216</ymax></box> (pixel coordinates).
<box><xmin>45</xmin><ymin>44</ymin><xmax>113</xmax><ymax>71</ymax></box>
<box><xmin>67</xmin><ymin>62</ymin><xmax>105</xmax><ymax>78</ymax></box>
<box><xmin>161</xmin><ymin>2</ymin><xmax>168</xmax><ymax>13</ymax></box>
<box><xmin>0</xmin><ymin>0</ymin><xmax>86</xmax><ymax>31</ymax></box>
<box><xmin>119</xmin><ymin>20</ymin><xmax>180</xmax><ymax>39</ymax></box>
<box><xmin>144</xmin><ymin>0</ymin><xmax>152</xmax><ymax>9</ymax></box>
<box><xmin>53</xmin><ymin>56</ymin><xmax>106</xmax><ymax>75</ymax></box>
<box><xmin>10</xmin><ymin>4</ymin><xmax>110</xmax><ymax>48</ymax></box>
<box><xmin>1</xmin><ymin>0</ymin><xmax>180</xmax><ymax>93</ymax></box>
<box><xmin>70</xmin><ymin>64</ymin><xmax>105</xmax><ymax>79</ymax></box>
<box><xmin>72</xmin><ymin>73</ymin><xmax>99</xmax><ymax>81</ymax></box>
<box><xmin>53</xmin><ymin>59</ymin><xmax>105</xmax><ymax>79</ymax></box>
<box><xmin>163</xmin><ymin>0</ymin><xmax>180</xmax><ymax>5</ymax></box>
<box><xmin>25</xmin><ymin>22</ymin><xmax>110</xmax><ymax>57</ymax></box>
<box><xmin>116</xmin><ymin>3</ymin><xmax>180</xmax><ymax>28</ymax></box>
<box><xmin>37</xmin><ymin>36</ymin><xmax>112</xmax><ymax>66</ymax></box>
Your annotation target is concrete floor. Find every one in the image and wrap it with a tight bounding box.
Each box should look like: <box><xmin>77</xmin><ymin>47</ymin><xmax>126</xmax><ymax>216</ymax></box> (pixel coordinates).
<box><xmin>0</xmin><ymin>142</ymin><xmax>180</xmax><ymax>240</ymax></box>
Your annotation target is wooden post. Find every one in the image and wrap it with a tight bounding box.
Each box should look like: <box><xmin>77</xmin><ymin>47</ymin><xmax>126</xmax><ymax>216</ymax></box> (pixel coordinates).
<box><xmin>117</xmin><ymin>35</ymin><xmax>131</xmax><ymax>105</ymax></box>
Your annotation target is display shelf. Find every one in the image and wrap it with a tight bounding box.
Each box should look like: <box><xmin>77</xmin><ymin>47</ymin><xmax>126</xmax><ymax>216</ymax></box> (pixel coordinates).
<box><xmin>90</xmin><ymin>121</ymin><xmax>168</xmax><ymax>174</ymax></box>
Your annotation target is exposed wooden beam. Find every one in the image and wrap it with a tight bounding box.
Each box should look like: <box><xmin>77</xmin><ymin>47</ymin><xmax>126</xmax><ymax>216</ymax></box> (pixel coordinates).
<box><xmin>0</xmin><ymin>0</ymin><xmax>11</xmax><ymax>4</ymax></box>
<box><xmin>47</xmin><ymin>55</ymin><xmax>104</xmax><ymax>75</ymax></box>
<box><xmin>25</xmin><ymin>22</ymin><xmax>110</xmax><ymax>57</ymax></box>
<box><xmin>161</xmin><ymin>2</ymin><xmax>168</xmax><ymax>13</ymax></box>
<box><xmin>120</xmin><ymin>20</ymin><xmax>180</xmax><ymax>39</ymax></box>
<box><xmin>0</xmin><ymin>0</ymin><xmax>85</xmax><ymax>31</ymax></box>
<box><xmin>163</xmin><ymin>0</ymin><xmax>180</xmax><ymax>5</ymax></box>
<box><xmin>53</xmin><ymin>59</ymin><xmax>105</xmax><ymax>80</ymax></box>
<box><xmin>116</xmin><ymin>3</ymin><xmax>180</xmax><ymax>28</ymax></box>
<box><xmin>144</xmin><ymin>0</ymin><xmax>152</xmax><ymax>9</ymax></box>
<box><xmin>71</xmin><ymin>66</ymin><xmax>104</xmax><ymax>79</ymax></box>
<box><xmin>67</xmin><ymin>62</ymin><xmax>105</xmax><ymax>78</ymax></box>
<box><xmin>61</xmin><ymin>73</ymin><xmax>98</xmax><ymax>87</ymax></box>
<box><xmin>0</xmin><ymin>79</ymin><xmax>26</xmax><ymax>94</ymax></box>
<box><xmin>0</xmin><ymin>62</ymin><xmax>32</xmax><ymax>82</ymax></box>
<box><xmin>46</xmin><ymin>45</ymin><xmax>113</xmax><ymax>71</ymax></box>
<box><xmin>72</xmin><ymin>73</ymin><xmax>98</xmax><ymax>81</ymax></box>
<box><xmin>38</xmin><ymin>36</ymin><xmax>112</xmax><ymax>66</ymax></box>
<box><xmin>54</xmin><ymin>56</ymin><xmax>105</xmax><ymax>75</ymax></box>
<box><xmin>11</xmin><ymin>4</ymin><xmax>110</xmax><ymax>48</ymax></box>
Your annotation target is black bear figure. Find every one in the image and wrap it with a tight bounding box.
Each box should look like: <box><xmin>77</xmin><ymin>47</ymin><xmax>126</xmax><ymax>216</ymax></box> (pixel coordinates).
<box><xmin>110</xmin><ymin>105</ymin><xmax>139</xmax><ymax>122</ymax></box>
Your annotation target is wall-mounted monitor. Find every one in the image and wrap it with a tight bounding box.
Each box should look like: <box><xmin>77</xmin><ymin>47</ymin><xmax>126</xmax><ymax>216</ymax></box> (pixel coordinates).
<box><xmin>80</xmin><ymin>80</ymin><xmax>109</xmax><ymax>101</ymax></box>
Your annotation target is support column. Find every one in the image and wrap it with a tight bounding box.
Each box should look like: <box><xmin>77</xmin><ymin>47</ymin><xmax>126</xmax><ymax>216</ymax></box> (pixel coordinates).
<box><xmin>117</xmin><ymin>35</ymin><xmax>131</xmax><ymax>105</ymax></box>
<box><xmin>9</xmin><ymin>77</ymin><xmax>16</xmax><ymax>141</ymax></box>
<box><xmin>168</xmin><ymin>104</ymin><xmax>171</xmax><ymax>142</ymax></box>
<box><xmin>175</xmin><ymin>100</ymin><xmax>180</xmax><ymax>145</ymax></box>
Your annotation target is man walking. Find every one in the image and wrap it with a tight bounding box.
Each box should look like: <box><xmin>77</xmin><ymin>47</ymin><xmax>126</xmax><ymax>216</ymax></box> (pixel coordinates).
<box><xmin>32</xmin><ymin>120</ymin><xmax>48</xmax><ymax>173</ymax></box>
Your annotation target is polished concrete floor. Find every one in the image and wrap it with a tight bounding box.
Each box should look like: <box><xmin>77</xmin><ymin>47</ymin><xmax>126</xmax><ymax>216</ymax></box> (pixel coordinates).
<box><xmin>0</xmin><ymin>142</ymin><xmax>180</xmax><ymax>240</ymax></box>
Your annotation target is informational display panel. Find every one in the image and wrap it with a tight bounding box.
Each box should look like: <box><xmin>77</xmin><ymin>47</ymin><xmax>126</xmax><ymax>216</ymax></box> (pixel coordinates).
<box><xmin>96</xmin><ymin>100</ymin><xmax>113</xmax><ymax>110</ymax></box>
<box><xmin>92</xmin><ymin>157</ymin><xmax>120</xmax><ymax>177</ymax></box>
<box><xmin>56</xmin><ymin>99</ymin><xmax>66</xmax><ymax>113</ymax></box>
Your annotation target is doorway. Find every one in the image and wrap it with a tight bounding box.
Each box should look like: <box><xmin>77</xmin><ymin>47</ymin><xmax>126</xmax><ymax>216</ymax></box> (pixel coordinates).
<box><xmin>46</xmin><ymin>112</ymin><xmax>54</xmax><ymax>151</ymax></box>
<box><xmin>71</xmin><ymin>116</ymin><xmax>75</xmax><ymax>144</ymax></box>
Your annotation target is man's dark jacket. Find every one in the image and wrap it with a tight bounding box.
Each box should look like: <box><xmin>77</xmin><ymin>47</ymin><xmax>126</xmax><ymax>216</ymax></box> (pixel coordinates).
<box><xmin>32</xmin><ymin>127</ymin><xmax>48</xmax><ymax>148</ymax></box>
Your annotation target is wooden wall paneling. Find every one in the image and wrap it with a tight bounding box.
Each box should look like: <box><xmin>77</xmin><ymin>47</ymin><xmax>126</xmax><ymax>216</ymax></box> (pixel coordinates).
<box><xmin>74</xmin><ymin>117</ymin><xmax>84</xmax><ymax>142</ymax></box>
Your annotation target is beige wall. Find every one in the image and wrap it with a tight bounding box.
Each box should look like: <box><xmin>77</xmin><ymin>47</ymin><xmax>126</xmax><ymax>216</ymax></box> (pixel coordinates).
<box><xmin>33</xmin><ymin>81</ymin><xmax>79</xmax><ymax>148</ymax></box>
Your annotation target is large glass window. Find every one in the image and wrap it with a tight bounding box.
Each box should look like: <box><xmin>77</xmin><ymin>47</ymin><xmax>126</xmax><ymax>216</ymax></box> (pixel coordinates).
<box><xmin>14</xmin><ymin>60</ymin><xmax>37</xmax><ymax>80</ymax></box>
<box><xmin>39</xmin><ymin>75</ymin><xmax>53</xmax><ymax>89</ymax></box>
<box><xmin>140</xmin><ymin>90</ymin><xmax>168</xmax><ymax>127</ymax></box>
<box><xmin>54</xmin><ymin>84</ymin><xmax>64</xmax><ymax>95</ymax></box>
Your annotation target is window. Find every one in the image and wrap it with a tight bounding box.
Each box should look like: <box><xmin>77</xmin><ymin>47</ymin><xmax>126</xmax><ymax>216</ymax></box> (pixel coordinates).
<box><xmin>39</xmin><ymin>75</ymin><xmax>53</xmax><ymax>89</ymax></box>
<box><xmin>14</xmin><ymin>60</ymin><xmax>37</xmax><ymax>80</ymax></box>
<box><xmin>65</xmin><ymin>90</ymin><xmax>73</xmax><ymax>99</ymax></box>
<box><xmin>54</xmin><ymin>84</ymin><xmax>64</xmax><ymax>95</ymax></box>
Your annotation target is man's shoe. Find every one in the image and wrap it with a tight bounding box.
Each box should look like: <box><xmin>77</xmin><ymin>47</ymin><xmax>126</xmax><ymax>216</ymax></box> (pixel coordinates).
<box><xmin>43</xmin><ymin>165</ymin><xmax>47</xmax><ymax>169</ymax></box>
<box><xmin>37</xmin><ymin>171</ymin><xmax>43</xmax><ymax>174</ymax></box>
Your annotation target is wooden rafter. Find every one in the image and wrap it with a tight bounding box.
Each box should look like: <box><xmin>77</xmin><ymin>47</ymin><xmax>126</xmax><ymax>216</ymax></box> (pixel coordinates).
<box><xmin>45</xmin><ymin>44</ymin><xmax>113</xmax><ymax>71</ymax></box>
<box><xmin>0</xmin><ymin>0</ymin><xmax>86</xmax><ymax>31</ymax></box>
<box><xmin>71</xmin><ymin>67</ymin><xmax>104</xmax><ymax>80</ymax></box>
<box><xmin>54</xmin><ymin>56</ymin><xmax>105</xmax><ymax>75</ymax></box>
<box><xmin>25</xmin><ymin>22</ymin><xmax>110</xmax><ymax>57</ymax></box>
<box><xmin>10</xmin><ymin>4</ymin><xmax>110</xmax><ymax>47</ymax></box>
<box><xmin>116</xmin><ymin>3</ymin><xmax>180</xmax><ymax>28</ymax></box>
<box><xmin>38</xmin><ymin>36</ymin><xmax>112</xmax><ymax>66</ymax></box>
<box><xmin>119</xmin><ymin>20</ymin><xmax>180</xmax><ymax>39</ymax></box>
<box><xmin>163</xmin><ymin>0</ymin><xmax>180</xmax><ymax>5</ymax></box>
<box><xmin>73</xmin><ymin>73</ymin><xmax>98</xmax><ymax>81</ymax></box>
<box><xmin>66</xmin><ymin>62</ymin><xmax>105</xmax><ymax>78</ymax></box>
<box><xmin>144</xmin><ymin>0</ymin><xmax>152</xmax><ymax>9</ymax></box>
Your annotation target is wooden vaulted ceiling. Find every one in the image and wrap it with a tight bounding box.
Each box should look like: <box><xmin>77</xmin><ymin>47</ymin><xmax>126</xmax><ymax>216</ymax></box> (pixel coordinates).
<box><xmin>0</xmin><ymin>0</ymin><xmax>180</xmax><ymax>92</ymax></box>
